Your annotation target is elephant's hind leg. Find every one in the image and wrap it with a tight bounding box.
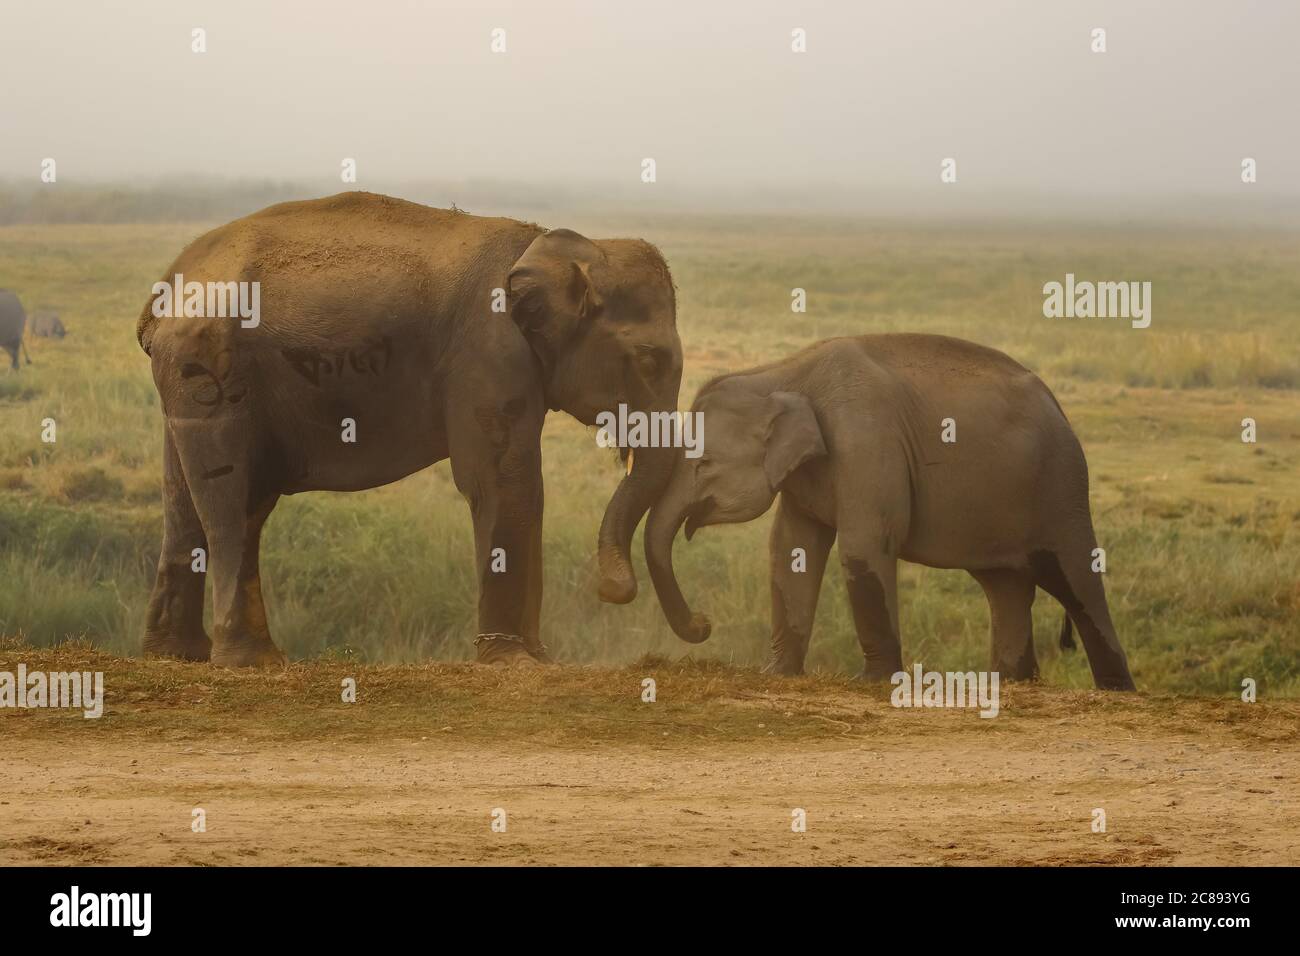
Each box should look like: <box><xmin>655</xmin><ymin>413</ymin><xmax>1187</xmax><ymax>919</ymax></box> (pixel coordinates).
<box><xmin>143</xmin><ymin>424</ymin><xmax>212</xmax><ymax>661</ymax></box>
<box><xmin>970</xmin><ymin>568</ymin><xmax>1037</xmax><ymax>681</ymax></box>
<box><xmin>170</xmin><ymin>417</ymin><xmax>285</xmax><ymax>668</ymax></box>
<box><xmin>1030</xmin><ymin>545</ymin><xmax>1135</xmax><ymax>691</ymax></box>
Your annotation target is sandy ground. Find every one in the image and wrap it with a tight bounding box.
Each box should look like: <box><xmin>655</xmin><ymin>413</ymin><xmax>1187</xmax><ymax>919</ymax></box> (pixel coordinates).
<box><xmin>2</xmin><ymin>695</ymin><xmax>1296</xmax><ymax>866</ymax></box>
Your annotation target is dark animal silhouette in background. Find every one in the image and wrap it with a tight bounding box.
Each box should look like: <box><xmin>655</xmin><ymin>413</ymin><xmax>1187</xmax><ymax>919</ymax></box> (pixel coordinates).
<box><xmin>0</xmin><ymin>289</ymin><xmax>33</xmax><ymax>370</ymax></box>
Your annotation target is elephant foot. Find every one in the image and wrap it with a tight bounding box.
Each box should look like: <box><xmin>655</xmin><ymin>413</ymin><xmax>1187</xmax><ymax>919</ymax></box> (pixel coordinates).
<box><xmin>143</xmin><ymin>631</ymin><xmax>212</xmax><ymax>662</ymax></box>
<box><xmin>211</xmin><ymin>639</ymin><xmax>288</xmax><ymax>668</ymax></box>
<box><xmin>992</xmin><ymin>660</ymin><xmax>1039</xmax><ymax>683</ymax></box>
<box><xmin>859</xmin><ymin>658</ymin><xmax>904</xmax><ymax>682</ymax></box>
<box><xmin>1095</xmin><ymin>671</ymin><xmax>1137</xmax><ymax>692</ymax></box>
<box><xmin>474</xmin><ymin>634</ymin><xmax>550</xmax><ymax>667</ymax></box>
<box><xmin>761</xmin><ymin>655</ymin><xmax>805</xmax><ymax>677</ymax></box>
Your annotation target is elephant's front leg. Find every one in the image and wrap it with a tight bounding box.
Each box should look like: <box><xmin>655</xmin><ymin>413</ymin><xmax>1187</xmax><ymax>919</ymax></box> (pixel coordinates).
<box><xmin>519</xmin><ymin>487</ymin><xmax>549</xmax><ymax>661</ymax></box>
<box><xmin>832</xmin><ymin>453</ymin><xmax>909</xmax><ymax>680</ymax></box>
<box><xmin>837</xmin><ymin>511</ymin><xmax>905</xmax><ymax>680</ymax></box>
<box><xmin>764</xmin><ymin>495</ymin><xmax>835</xmax><ymax>675</ymax></box>
<box><xmin>841</xmin><ymin>547</ymin><xmax>903</xmax><ymax>681</ymax></box>
<box><xmin>449</xmin><ymin>402</ymin><xmax>547</xmax><ymax>666</ymax></box>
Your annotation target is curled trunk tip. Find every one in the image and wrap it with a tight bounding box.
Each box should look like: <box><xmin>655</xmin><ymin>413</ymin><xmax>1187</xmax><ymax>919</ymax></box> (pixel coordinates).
<box><xmin>596</xmin><ymin>442</ymin><xmax>675</xmax><ymax>604</ymax></box>
<box><xmin>644</xmin><ymin>484</ymin><xmax>712</xmax><ymax>644</ymax></box>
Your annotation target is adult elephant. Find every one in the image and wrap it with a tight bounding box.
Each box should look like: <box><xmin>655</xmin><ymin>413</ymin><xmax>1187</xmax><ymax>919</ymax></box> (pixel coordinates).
<box><xmin>137</xmin><ymin>192</ymin><xmax>682</xmax><ymax>667</ymax></box>
<box><xmin>0</xmin><ymin>289</ymin><xmax>32</xmax><ymax>370</ymax></box>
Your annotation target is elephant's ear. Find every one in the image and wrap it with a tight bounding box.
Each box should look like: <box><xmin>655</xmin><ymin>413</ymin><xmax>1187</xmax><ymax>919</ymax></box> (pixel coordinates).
<box><xmin>506</xmin><ymin>229</ymin><xmax>604</xmax><ymax>354</ymax></box>
<box><xmin>763</xmin><ymin>391</ymin><xmax>827</xmax><ymax>491</ymax></box>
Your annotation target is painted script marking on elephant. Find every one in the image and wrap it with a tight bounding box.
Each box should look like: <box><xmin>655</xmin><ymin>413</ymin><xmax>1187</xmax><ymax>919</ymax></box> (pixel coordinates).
<box><xmin>283</xmin><ymin>337</ymin><xmax>393</xmax><ymax>387</ymax></box>
<box><xmin>180</xmin><ymin>355</ymin><xmax>246</xmax><ymax>407</ymax></box>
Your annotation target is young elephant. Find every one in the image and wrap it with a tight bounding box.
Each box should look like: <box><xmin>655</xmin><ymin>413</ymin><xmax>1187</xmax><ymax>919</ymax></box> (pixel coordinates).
<box><xmin>644</xmin><ymin>333</ymin><xmax>1136</xmax><ymax>691</ymax></box>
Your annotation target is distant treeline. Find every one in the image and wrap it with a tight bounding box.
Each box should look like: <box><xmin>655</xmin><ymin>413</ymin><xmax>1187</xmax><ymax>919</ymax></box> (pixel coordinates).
<box><xmin>3</xmin><ymin>179</ymin><xmax>1298</xmax><ymax>228</ymax></box>
<box><xmin>0</xmin><ymin>179</ymin><xmax>586</xmax><ymax>225</ymax></box>
<box><xmin>0</xmin><ymin>181</ymin><xmax>313</xmax><ymax>225</ymax></box>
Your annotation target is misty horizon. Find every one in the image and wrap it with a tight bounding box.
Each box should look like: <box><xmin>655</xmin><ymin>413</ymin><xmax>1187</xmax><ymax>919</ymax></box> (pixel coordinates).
<box><xmin>2</xmin><ymin>0</ymin><xmax>1297</xmax><ymax>223</ymax></box>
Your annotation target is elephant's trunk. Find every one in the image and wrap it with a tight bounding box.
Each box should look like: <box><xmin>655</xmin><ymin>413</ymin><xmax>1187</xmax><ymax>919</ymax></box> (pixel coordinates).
<box><xmin>596</xmin><ymin>441</ymin><xmax>676</xmax><ymax>604</ymax></box>
<box><xmin>643</xmin><ymin>468</ymin><xmax>712</xmax><ymax>643</ymax></box>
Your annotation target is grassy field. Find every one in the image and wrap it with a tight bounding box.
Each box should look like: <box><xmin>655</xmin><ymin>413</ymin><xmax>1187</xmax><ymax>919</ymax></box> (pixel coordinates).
<box><xmin>1</xmin><ymin>212</ymin><xmax>1297</xmax><ymax>695</ymax></box>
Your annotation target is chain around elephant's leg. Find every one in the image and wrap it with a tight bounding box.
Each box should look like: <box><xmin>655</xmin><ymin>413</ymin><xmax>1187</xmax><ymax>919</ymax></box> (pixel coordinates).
<box><xmin>448</xmin><ymin>386</ymin><xmax>549</xmax><ymax>667</ymax></box>
<box><xmin>467</xmin><ymin>493</ymin><xmax>546</xmax><ymax>666</ymax></box>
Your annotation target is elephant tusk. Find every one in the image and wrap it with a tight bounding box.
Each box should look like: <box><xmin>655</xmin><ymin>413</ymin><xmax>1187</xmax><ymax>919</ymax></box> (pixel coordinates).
<box><xmin>625</xmin><ymin>447</ymin><xmax>635</xmax><ymax>476</ymax></box>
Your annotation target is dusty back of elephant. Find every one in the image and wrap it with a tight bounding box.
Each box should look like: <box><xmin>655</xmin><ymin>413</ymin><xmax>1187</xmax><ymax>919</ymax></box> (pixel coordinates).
<box><xmin>136</xmin><ymin>191</ymin><xmax>537</xmax><ymax>369</ymax></box>
<box><xmin>30</xmin><ymin>311</ymin><xmax>66</xmax><ymax>338</ymax></box>
<box><xmin>137</xmin><ymin>191</ymin><xmax>534</xmax><ymax>338</ymax></box>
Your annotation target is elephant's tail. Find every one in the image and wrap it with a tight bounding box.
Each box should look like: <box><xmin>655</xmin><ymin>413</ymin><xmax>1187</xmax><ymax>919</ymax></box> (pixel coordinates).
<box><xmin>1058</xmin><ymin>613</ymin><xmax>1076</xmax><ymax>651</ymax></box>
<box><xmin>136</xmin><ymin>298</ymin><xmax>157</xmax><ymax>356</ymax></box>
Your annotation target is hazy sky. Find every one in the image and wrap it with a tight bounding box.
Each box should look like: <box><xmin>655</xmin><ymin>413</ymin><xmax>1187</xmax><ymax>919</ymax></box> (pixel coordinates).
<box><xmin>2</xmin><ymin>0</ymin><xmax>1297</xmax><ymax>204</ymax></box>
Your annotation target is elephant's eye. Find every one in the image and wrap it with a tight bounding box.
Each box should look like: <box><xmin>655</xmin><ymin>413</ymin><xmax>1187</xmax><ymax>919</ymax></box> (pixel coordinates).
<box><xmin>635</xmin><ymin>350</ymin><xmax>660</xmax><ymax>377</ymax></box>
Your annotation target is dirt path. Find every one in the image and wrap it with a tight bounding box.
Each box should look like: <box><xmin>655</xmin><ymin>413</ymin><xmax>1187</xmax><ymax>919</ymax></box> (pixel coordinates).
<box><xmin>3</xmin><ymin>714</ymin><xmax>1295</xmax><ymax>865</ymax></box>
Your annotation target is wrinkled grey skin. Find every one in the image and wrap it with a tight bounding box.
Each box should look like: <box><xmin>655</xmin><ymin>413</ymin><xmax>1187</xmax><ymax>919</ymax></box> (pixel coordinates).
<box><xmin>30</xmin><ymin>311</ymin><xmax>66</xmax><ymax>338</ymax></box>
<box><xmin>0</xmin><ymin>290</ymin><xmax>33</xmax><ymax>370</ymax></box>
<box><xmin>645</xmin><ymin>334</ymin><xmax>1136</xmax><ymax>691</ymax></box>
<box><xmin>137</xmin><ymin>192</ymin><xmax>683</xmax><ymax>667</ymax></box>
